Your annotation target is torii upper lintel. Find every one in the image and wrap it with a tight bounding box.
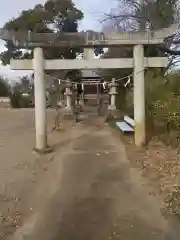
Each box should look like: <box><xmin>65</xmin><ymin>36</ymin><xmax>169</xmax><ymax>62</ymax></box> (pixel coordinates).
<box><xmin>0</xmin><ymin>23</ymin><xmax>179</xmax><ymax>48</ymax></box>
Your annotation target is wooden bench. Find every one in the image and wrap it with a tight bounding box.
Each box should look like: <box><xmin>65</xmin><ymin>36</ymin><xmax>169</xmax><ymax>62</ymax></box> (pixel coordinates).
<box><xmin>116</xmin><ymin>116</ymin><xmax>134</xmax><ymax>132</ymax></box>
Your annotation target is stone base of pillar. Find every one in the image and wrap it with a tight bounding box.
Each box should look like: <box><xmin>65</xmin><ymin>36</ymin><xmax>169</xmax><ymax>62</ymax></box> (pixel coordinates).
<box><xmin>79</xmin><ymin>101</ymin><xmax>84</xmax><ymax>112</ymax></box>
<box><xmin>105</xmin><ymin>109</ymin><xmax>123</xmax><ymax>122</ymax></box>
<box><xmin>62</xmin><ymin>106</ymin><xmax>74</xmax><ymax>119</ymax></box>
<box><xmin>33</xmin><ymin>146</ymin><xmax>53</xmax><ymax>155</ymax></box>
<box><xmin>64</xmin><ymin>106</ymin><xmax>72</xmax><ymax>111</ymax></box>
<box><xmin>108</xmin><ymin>105</ymin><xmax>116</xmax><ymax>110</ymax></box>
<box><xmin>79</xmin><ymin>99</ymin><xmax>84</xmax><ymax>106</ymax></box>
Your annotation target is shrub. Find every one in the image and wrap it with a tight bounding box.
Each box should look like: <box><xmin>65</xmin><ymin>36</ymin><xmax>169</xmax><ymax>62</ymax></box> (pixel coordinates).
<box><xmin>10</xmin><ymin>92</ymin><xmax>21</xmax><ymax>108</ymax></box>
<box><xmin>122</xmin><ymin>69</ymin><xmax>180</xmax><ymax>145</ymax></box>
<box><xmin>0</xmin><ymin>78</ymin><xmax>9</xmax><ymax>97</ymax></box>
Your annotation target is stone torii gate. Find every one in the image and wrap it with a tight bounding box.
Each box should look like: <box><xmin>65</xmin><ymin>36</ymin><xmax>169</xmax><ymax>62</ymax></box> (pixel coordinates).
<box><xmin>0</xmin><ymin>24</ymin><xmax>178</xmax><ymax>151</ymax></box>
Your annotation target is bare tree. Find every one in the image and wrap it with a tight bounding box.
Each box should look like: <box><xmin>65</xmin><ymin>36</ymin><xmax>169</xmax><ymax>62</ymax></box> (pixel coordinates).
<box><xmin>101</xmin><ymin>0</ymin><xmax>180</xmax><ymax>64</ymax></box>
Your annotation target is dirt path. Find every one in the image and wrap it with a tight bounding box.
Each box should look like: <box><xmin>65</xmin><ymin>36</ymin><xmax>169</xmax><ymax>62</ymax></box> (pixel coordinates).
<box><xmin>9</xmin><ymin>115</ymin><xmax>180</xmax><ymax>240</ymax></box>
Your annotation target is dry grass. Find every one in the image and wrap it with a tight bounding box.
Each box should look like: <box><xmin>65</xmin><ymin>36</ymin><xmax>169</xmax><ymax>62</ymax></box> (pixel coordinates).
<box><xmin>122</xmin><ymin>134</ymin><xmax>180</xmax><ymax>219</ymax></box>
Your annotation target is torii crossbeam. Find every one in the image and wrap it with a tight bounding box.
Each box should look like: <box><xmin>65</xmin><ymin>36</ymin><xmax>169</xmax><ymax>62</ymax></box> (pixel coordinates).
<box><xmin>0</xmin><ymin>23</ymin><xmax>179</xmax><ymax>47</ymax></box>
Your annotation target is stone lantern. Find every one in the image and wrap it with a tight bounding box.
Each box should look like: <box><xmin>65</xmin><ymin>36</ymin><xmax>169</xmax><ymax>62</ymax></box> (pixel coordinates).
<box><xmin>64</xmin><ymin>80</ymin><xmax>73</xmax><ymax>112</ymax></box>
<box><xmin>108</xmin><ymin>78</ymin><xmax>118</xmax><ymax>110</ymax></box>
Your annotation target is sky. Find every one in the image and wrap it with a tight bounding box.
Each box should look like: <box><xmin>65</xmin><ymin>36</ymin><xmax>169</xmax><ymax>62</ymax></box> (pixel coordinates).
<box><xmin>0</xmin><ymin>0</ymin><xmax>117</xmax><ymax>79</ymax></box>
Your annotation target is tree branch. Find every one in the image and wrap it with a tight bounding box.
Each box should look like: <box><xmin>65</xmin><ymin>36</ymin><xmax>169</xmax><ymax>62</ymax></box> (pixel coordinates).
<box><xmin>158</xmin><ymin>45</ymin><xmax>180</xmax><ymax>56</ymax></box>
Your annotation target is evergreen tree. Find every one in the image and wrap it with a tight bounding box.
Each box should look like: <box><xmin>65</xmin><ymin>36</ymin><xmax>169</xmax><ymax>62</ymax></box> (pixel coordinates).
<box><xmin>0</xmin><ymin>77</ymin><xmax>9</xmax><ymax>96</ymax></box>
<box><xmin>0</xmin><ymin>0</ymin><xmax>84</xmax><ymax>65</ymax></box>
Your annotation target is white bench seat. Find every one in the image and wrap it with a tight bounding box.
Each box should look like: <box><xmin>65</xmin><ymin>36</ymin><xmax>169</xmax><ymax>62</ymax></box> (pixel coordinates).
<box><xmin>116</xmin><ymin>121</ymin><xmax>134</xmax><ymax>132</ymax></box>
<box><xmin>124</xmin><ymin>116</ymin><xmax>135</xmax><ymax>127</ymax></box>
<box><xmin>116</xmin><ymin>115</ymin><xmax>134</xmax><ymax>132</ymax></box>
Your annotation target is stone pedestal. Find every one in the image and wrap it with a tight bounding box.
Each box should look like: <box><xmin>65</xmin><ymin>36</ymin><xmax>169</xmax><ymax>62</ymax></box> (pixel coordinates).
<box><xmin>79</xmin><ymin>93</ymin><xmax>84</xmax><ymax>108</ymax></box>
<box><xmin>63</xmin><ymin>81</ymin><xmax>74</xmax><ymax>118</ymax></box>
<box><xmin>107</xmin><ymin>79</ymin><xmax>118</xmax><ymax>118</ymax></box>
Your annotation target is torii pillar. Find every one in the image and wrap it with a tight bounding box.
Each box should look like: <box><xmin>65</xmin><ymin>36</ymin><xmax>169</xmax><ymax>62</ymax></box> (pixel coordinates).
<box><xmin>33</xmin><ymin>48</ymin><xmax>50</xmax><ymax>152</ymax></box>
<box><xmin>133</xmin><ymin>45</ymin><xmax>145</xmax><ymax>146</ymax></box>
<box><xmin>82</xmin><ymin>48</ymin><xmax>94</xmax><ymax>106</ymax></box>
<box><xmin>132</xmin><ymin>0</ymin><xmax>146</xmax><ymax>146</ymax></box>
